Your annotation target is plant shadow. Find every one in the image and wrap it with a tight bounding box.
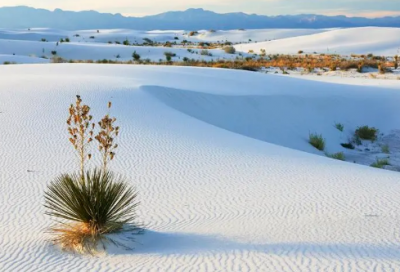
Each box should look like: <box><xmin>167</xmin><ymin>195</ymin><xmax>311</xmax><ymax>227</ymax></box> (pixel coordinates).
<box><xmin>107</xmin><ymin>230</ymin><xmax>400</xmax><ymax>260</ymax></box>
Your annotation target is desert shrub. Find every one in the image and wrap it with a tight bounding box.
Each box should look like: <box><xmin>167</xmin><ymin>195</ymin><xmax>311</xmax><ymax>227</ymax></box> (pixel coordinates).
<box><xmin>394</xmin><ymin>55</ymin><xmax>399</xmax><ymax>70</ymax></box>
<box><xmin>209</xmin><ymin>29</ymin><xmax>216</xmax><ymax>33</ymax></box>
<box><xmin>164</xmin><ymin>52</ymin><xmax>176</xmax><ymax>62</ymax></box>
<box><xmin>309</xmin><ymin>133</ymin><xmax>325</xmax><ymax>151</ymax></box>
<box><xmin>65</xmin><ymin>38</ymin><xmax>70</xmax><ymax>42</ymax></box>
<box><xmin>115</xmin><ymin>41</ymin><xmax>121</xmax><ymax>44</ymax></box>
<box><xmin>381</xmin><ymin>144</ymin><xmax>390</xmax><ymax>154</ymax></box>
<box><xmin>335</xmin><ymin>122</ymin><xmax>344</xmax><ymax>132</ymax></box>
<box><xmin>341</xmin><ymin>143</ymin><xmax>355</xmax><ymax>149</ymax></box>
<box><xmin>51</xmin><ymin>56</ymin><xmax>65</xmax><ymax>63</ymax></box>
<box><xmin>188</xmin><ymin>31</ymin><xmax>198</xmax><ymax>36</ymax></box>
<box><xmin>200</xmin><ymin>49</ymin><xmax>212</xmax><ymax>56</ymax></box>
<box><xmin>298</xmin><ymin>50</ymin><xmax>304</xmax><ymax>54</ymax></box>
<box><xmin>378</xmin><ymin>63</ymin><xmax>386</xmax><ymax>74</ymax></box>
<box><xmin>60</xmin><ymin>38</ymin><xmax>65</xmax><ymax>43</ymax></box>
<box><xmin>89</xmin><ymin>36</ymin><xmax>95</xmax><ymax>39</ymax></box>
<box><xmin>174</xmin><ymin>37</ymin><xmax>179</xmax><ymax>40</ymax></box>
<box><xmin>116</xmin><ymin>54</ymin><xmax>120</xmax><ymax>59</ymax></box>
<box><xmin>41</xmin><ymin>38</ymin><xmax>47</xmax><ymax>42</ymax></box>
<box><xmin>123</xmin><ymin>39</ymin><xmax>130</xmax><ymax>46</ymax></box>
<box><xmin>327</xmin><ymin>152</ymin><xmax>345</xmax><ymax>161</ymax></box>
<box><xmin>223</xmin><ymin>46</ymin><xmax>236</xmax><ymax>54</ymax></box>
<box><xmin>51</xmin><ymin>50</ymin><xmax>57</xmax><ymax>56</ymax></box>
<box><xmin>371</xmin><ymin>158</ymin><xmax>390</xmax><ymax>168</ymax></box>
<box><xmin>132</xmin><ymin>51</ymin><xmax>141</xmax><ymax>61</ymax></box>
<box><xmin>3</xmin><ymin>61</ymin><xmax>16</xmax><ymax>65</ymax></box>
<box><xmin>355</xmin><ymin>126</ymin><xmax>378</xmax><ymax>141</ymax></box>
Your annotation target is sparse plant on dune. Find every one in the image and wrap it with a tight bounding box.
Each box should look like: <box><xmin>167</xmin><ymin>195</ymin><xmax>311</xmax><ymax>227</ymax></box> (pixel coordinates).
<box><xmin>45</xmin><ymin>96</ymin><xmax>139</xmax><ymax>254</ymax></box>
<box><xmin>309</xmin><ymin>133</ymin><xmax>325</xmax><ymax>151</ymax></box>
<box><xmin>327</xmin><ymin>152</ymin><xmax>345</xmax><ymax>161</ymax></box>
<box><xmin>371</xmin><ymin>158</ymin><xmax>390</xmax><ymax>168</ymax></box>
<box><xmin>355</xmin><ymin>126</ymin><xmax>378</xmax><ymax>141</ymax></box>
<box><xmin>334</xmin><ymin>122</ymin><xmax>344</xmax><ymax>132</ymax></box>
<box><xmin>394</xmin><ymin>55</ymin><xmax>399</xmax><ymax>70</ymax></box>
<box><xmin>223</xmin><ymin>46</ymin><xmax>236</xmax><ymax>54</ymax></box>
<box><xmin>132</xmin><ymin>51</ymin><xmax>141</xmax><ymax>61</ymax></box>
<box><xmin>381</xmin><ymin>144</ymin><xmax>390</xmax><ymax>154</ymax></box>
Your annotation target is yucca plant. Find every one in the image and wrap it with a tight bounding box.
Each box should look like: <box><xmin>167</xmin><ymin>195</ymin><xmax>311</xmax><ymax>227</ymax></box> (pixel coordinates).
<box><xmin>45</xmin><ymin>96</ymin><xmax>139</xmax><ymax>254</ymax></box>
<box><xmin>45</xmin><ymin>170</ymin><xmax>139</xmax><ymax>253</ymax></box>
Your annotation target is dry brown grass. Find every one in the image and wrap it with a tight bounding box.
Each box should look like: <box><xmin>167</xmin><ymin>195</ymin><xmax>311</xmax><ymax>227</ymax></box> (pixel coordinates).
<box><xmin>51</xmin><ymin>223</ymin><xmax>101</xmax><ymax>253</ymax></box>
<box><xmin>56</xmin><ymin>54</ymin><xmax>393</xmax><ymax>74</ymax></box>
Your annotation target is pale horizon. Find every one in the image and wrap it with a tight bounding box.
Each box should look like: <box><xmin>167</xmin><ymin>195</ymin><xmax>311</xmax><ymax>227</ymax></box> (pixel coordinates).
<box><xmin>2</xmin><ymin>0</ymin><xmax>400</xmax><ymax>18</ymax></box>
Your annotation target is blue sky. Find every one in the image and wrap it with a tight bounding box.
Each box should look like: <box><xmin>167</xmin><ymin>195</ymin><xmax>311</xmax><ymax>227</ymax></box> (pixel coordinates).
<box><xmin>2</xmin><ymin>0</ymin><xmax>400</xmax><ymax>17</ymax></box>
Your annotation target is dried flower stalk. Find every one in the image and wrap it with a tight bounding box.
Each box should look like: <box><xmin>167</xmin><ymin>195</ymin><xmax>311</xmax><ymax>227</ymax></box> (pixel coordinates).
<box><xmin>95</xmin><ymin>101</ymin><xmax>119</xmax><ymax>172</ymax></box>
<box><xmin>67</xmin><ymin>95</ymin><xmax>94</xmax><ymax>179</ymax></box>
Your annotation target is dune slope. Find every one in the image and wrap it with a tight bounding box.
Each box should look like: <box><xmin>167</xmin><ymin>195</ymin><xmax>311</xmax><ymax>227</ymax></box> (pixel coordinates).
<box><xmin>0</xmin><ymin>65</ymin><xmax>400</xmax><ymax>271</ymax></box>
<box><xmin>235</xmin><ymin>27</ymin><xmax>400</xmax><ymax>55</ymax></box>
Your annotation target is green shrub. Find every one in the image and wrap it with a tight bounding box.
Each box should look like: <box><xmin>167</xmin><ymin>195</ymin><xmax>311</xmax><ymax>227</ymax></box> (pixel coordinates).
<box><xmin>334</xmin><ymin>123</ymin><xmax>344</xmax><ymax>132</ymax></box>
<box><xmin>132</xmin><ymin>51</ymin><xmax>141</xmax><ymax>61</ymax></box>
<box><xmin>200</xmin><ymin>49</ymin><xmax>212</xmax><ymax>56</ymax></box>
<box><xmin>371</xmin><ymin>158</ymin><xmax>390</xmax><ymax>168</ymax></box>
<box><xmin>381</xmin><ymin>144</ymin><xmax>390</xmax><ymax>154</ymax></box>
<box><xmin>309</xmin><ymin>133</ymin><xmax>325</xmax><ymax>151</ymax></box>
<box><xmin>355</xmin><ymin>126</ymin><xmax>378</xmax><ymax>141</ymax></box>
<box><xmin>327</xmin><ymin>152</ymin><xmax>345</xmax><ymax>161</ymax></box>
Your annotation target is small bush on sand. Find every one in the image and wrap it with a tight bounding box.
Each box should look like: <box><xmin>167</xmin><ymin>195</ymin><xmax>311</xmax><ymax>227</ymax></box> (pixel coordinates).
<box><xmin>45</xmin><ymin>96</ymin><xmax>139</xmax><ymax>253</ymax></box>
<box><xmin>132</xmin><ymin>51</ymin><xmax>141</xmax><ymax>61</ymax></box>
<box><xmin>334</xmin><ymin>122</ymin><xmax>344</xmax><ymax>132</ymax></box>
<box><xmin>355</xmin><ymin>126</ymin><xmax>378</xmax><ymax>141</ymax></box>
<box><xmin>223</xmin><ymin>46</ymin><xmax>236</xmax><ymax>54</ymax></box>
<box><xmin>371</xmin><ymin>158</ymin><xmax>390</xmax><ymax>168</ymax></box>
<box><xmin>200</xmin><ymin>49</ymin><xmax>212</xmax><ymax>56</ymax></box>
<box><xmin>327</xmin><ymin>152</ymin><xmax>345</xmax><ymax>161</ymax></box>
<box><xmin>51</xmin><ymin>50</ymin><xmax>57</xmax><ymax>56</ymax></box>
<box><xmin>309</xmin><ymin>133</ymin><xmax>325</xmax><ymax>151</ymax></box>
<box><xmin>381</xmin><ymin>144</ymin><xmax>390</xmax><ymax>154</ymax></box>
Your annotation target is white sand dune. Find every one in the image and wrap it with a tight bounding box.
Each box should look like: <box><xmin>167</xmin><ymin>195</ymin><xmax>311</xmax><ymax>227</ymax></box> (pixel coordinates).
<box><xmin>1</xmin><ymin>64</ymin><xmax>400</xmax><ymax>271</ymax></box>
<box><xmin>189</xmin><ymin>28</ymin><xmax>330</xmax><ymax>43</ymax></box>
<box><xmin>235</xmin><ymin>27</ymin><xmax>400</xmax><ymax>55</ymax></box>
<box><xmin>0</xmin><ymin>54</ymin><xmax>50</xmax><ymax>64</ymax></box>
<box><xmin>0</xmin><ymin>28</ymin><xmax>329</xmax><ymax>44</ymax></box>
<box><xmin>0</xmin><ymin>28</ymin><xmax>332</xmax><ymax>64</ymax></box>
<box><xmin>0</xmin><ymin>39</ymin><xmax>236</xmax><ymax>62</ymax></box>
